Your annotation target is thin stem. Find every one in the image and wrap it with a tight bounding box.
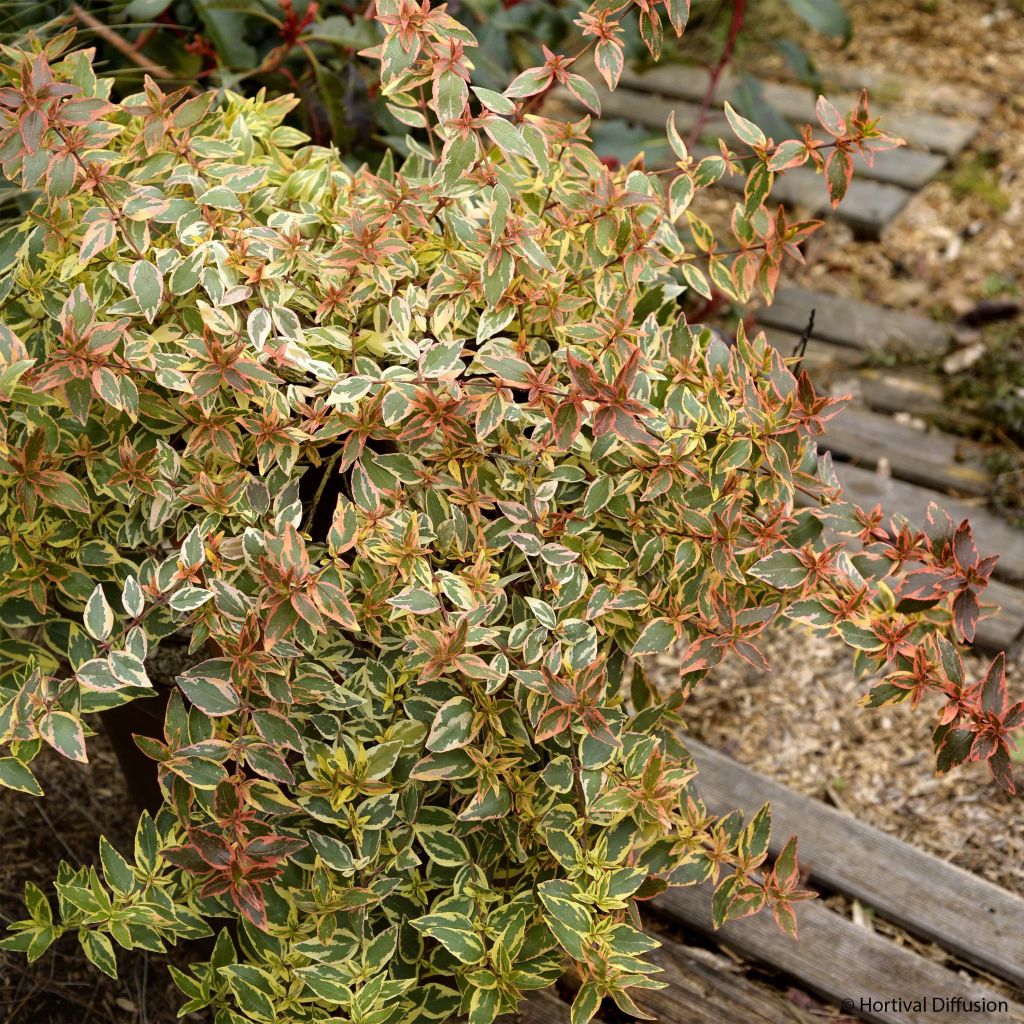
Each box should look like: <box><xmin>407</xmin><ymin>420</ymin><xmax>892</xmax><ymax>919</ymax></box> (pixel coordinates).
<box><xmin>54</xmin><ymin>126</ymin><xmax>147</xmax><ymax>261</ymax></box>
<box><xmin>69</xmin><ymin>3</ymin><xmax>201</xmax><ymax>95</ymax></box>
<box><xmin>687</xmin><ymin>0</ymin><xmax>747</xmax><ymax>150</ymax></box>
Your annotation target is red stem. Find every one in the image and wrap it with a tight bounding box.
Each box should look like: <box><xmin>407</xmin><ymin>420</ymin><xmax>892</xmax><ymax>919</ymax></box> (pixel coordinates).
<box><xmin>687</xmin><ymin>0</ymin><xmax>747</xmax><ymax>149</ymax></box>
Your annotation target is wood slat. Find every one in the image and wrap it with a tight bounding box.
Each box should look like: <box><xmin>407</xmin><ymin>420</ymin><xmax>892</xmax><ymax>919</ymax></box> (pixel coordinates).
<box><xmin>756</xmin><ymin>286</ymin><xmax>952</xmax><ymax>357</ymax></box>
<box><xmin>852</xmin><ymin>368</ymin><xmax>945</xmax><ymax>419</ymax></box>
<box><xmin>682</xmin><ymin>739</ymin><xmax>1024</xmax><ymax>990</ymax></box>
<box><xmin>832</xmin><ymin>462</ymin><xmax>1024</xmax><ymax>584</ymax></box>
<box><xmin>637</xmin><ymin>942</ymin><xmax>815</xmax><ymax>1023</ymax></box>
<box><xmin>819</xmin><ymin>405</ymin><xmax>992</xmax><ymax>496</ymax></box>
<box><xmin>514</xmin><ymin>990</ymin><xmax>577</xmax><ymax>1023</ymax></box>
<box><xmin>516</xmin><ymin>944</ymin><xmax>814</xmax><ymax>1024</ymax></box>
<box><xmin>749</xmin><ymin>166</ymin><xmax>911</xmax><ymax>239</ymax></box>
<box><xmin>972</xmin><ymin>577</ymin><xmax>1024</xmax><ymax>654</ymax></box>
<box><xmin>764</xmin><ymin>327</ymin><xmax>866</xmax><ymax>373</ymax></box>
<box><xmin>654</xmin><ymin>884</ymin><xmax>1024</xmax><ymax>1024</ymax></box>
<box><xmin>823</xmin><ymin>66</ymin><xmax>996</xmax><ymax>120</ymax></box>
<box><xmin>621</xmin><ymin>65</ymin><xmax>981</xmax><ymax>157</ymax></box>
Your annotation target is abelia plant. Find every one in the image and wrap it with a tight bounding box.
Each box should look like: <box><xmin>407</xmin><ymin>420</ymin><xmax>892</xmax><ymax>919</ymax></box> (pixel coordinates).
<box><xmin>0</xmin><ymin>7</ymin><xmax>1020</xmax><ymax>1023</ymax></box>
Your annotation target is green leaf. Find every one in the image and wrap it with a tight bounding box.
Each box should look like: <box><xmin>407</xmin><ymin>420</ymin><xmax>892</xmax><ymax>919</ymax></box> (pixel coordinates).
<box><xmin>177</xmin><ymin>664</ymin><xmax>240</xmax><ymax>716</ymax></box>
<box><xmin>583</xmin><ymin>476</ymin><xmax>614</xmax><ymax>518</ymax></box>
<box><xmin>571</xmin><ymin>981</ymin><xmax>603</xmax><ymax>1024</ymax></box>
<box><xmin>482</xmin><ymin>117</ymin><xmax>533</xmax><ymax>159</ymax></box>
<box><xmin>39</xmin><ymin>711</ymin><xmax>87</xmax><ymax>763</ymax></box>
<box><xmin>417</xmin><ymin>828</ymin><xmax>470</xmax><ymax>868</ymax></box>
<box><xmin>468</xmin><ymin>984</ymin><xmax>500</xmax><ymax>1024</ymax></box>
<box><xmin>197</xmin><ymin>186</ymin><xmax>242</xmax><ymax>211</ymax></box>
<box><xmin>537</xmin><ymin>880</ymin><xmax>591</xmax><ymax>960</ymax></box>
<box><xmin>84</xmin><ymin>585</ymin><xmax>114</xmax><ymax>641</ymax></box>
<box><xmin>170</xmin><ymin>587</ymin><xmax>214</xmax><ymax>613</ymax></box>
<box><xmin>121</xmin><ymin>576</ymin><xmax>144</xmax><ymax>618</ymax></box>
<box><xmin>748</xmin><ymin>550</ymin><xmax>810</xmax><ymax>589</ymax></box>
<box><xmin>426</xmin><ymin>696</ymin><xmax>475</xmax><ymax>753</ymax></box>
<box><xmin>220</xmin><ymin>965</ymin><xmax>276</xmax><ymax>1021</ymax></box>
<box><xmin>412</xmin><ymin>912</ymin><xmax>485</xmax><ymax>964</ymax></box>
<box><xmin>631</xmin><ymin>618</ymin><xmax>677</xmax><ymax>656</ymax></box>
<box><xmin>128</xmin><ymin>260</ymin><xmax>163</xmax><ymax>323</ymax></box>
<box><xmin>81</xmin><ymin>930</ymin><xmax>117</xmax><ymax>978</ymax></box>
<box><xmin>0</xmin><ymin>757</ymin><xmax>43</xmax><ymax>796</ymax></box>
<box><xmin>99</xmin><ymin>837</ymin><xmax>135</xmax><ymax>895</ymax></box>
<box><xmin>783</xmin><ymin>0</ymin><xmax>851</xmax><ymax>40</ymax></box>
<box><xmin>421</xmin><ymin>339</ymin><xmax>465</xmax><ymax>377</ymax></box>
<box><xmin>388</xmin><ymin>588</ymin><xmax>440</xmax><ymax>614</ymax></box>
<box><xmin>723</xmin><ymin>101</ymin><xmax>767</xmax><ymax>147</ymax></box>
<box><xmin>109</xmin><ymin>651</ymin><xmax>151</xmax><ymax>689</ymax></box>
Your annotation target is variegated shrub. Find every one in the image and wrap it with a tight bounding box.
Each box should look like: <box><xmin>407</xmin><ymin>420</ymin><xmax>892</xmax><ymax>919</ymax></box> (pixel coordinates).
<box><xmin>0</xmin><ymin>7</ymin><xmax>1021</xmax><ymax>1024</ymax></box>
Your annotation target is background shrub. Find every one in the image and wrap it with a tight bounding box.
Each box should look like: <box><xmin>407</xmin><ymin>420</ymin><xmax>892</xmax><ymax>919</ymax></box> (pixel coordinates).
<box><xmin>0</xmin><ymin>5</ymin><xmax>1019</xmax><ymax>1022</ymax></box>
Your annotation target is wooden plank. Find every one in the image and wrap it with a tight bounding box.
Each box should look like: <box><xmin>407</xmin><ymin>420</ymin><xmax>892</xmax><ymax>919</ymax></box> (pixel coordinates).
<box><xmin>515</xmin><ymin>990</ymin><xmax>576</xmax><ymax>1023</ymax></box>
<box><xmin>764</xmin><ymin>327</ymin><xmax>866</xmax><ymax>373</ymax></box>
<box><xmin>637</xmin><ymin>942</ymin><xmax>815</xmax><ymax>1023</ymax></box>
<box><xmin>621</xmin><ymin>65</ymin><xmax>981</xmax><ymax>157</ymax></box>
<box><xmin>681</xmin><ymin>739</ymin><xmax>1024</xmax><ymax>991</ymax></box>
<box><xmin>823</xmin><ymin>66</ymin><xmax>997</xmax><ymax>120</ymax></box>
<box><xmin>977</xmin><ymin>578</ymin><xmax>1024</xmax><ymax>654</ymax></box>
<box><xmin>750</xmin><ymin>166</ymin><xmax>911</xmax><ymax>239</ymax></box>
<box><xmin>820</xmin><ymin>405</ymin><xmax>992</xmax><ymax>497</ymax></box>
<box><xmin>653</xmin><ymin>884</ymin><xmax>1024</xmax><ymax>1024</ymax></box>
<box><xmin>832</xmin><ymin>463</ymin><xmax>1024</xmax><ymax>584</ymax></box>
<box><xmin>517</xmin><ymin>946</ymin><xmax>813</xmax><ymax>1024</ymax></box>
<box><xmin>756</xmin><ymin>286</ymin><xmax>952</xmax><ymax>357</ymax></box>
<box><xmin>854</xmin><ymin>368</ymin><xmax>944</xmax><ymax>419</ymax></box>
<box><xmin>517</xmin><ymin>937</ymin><xmax>818</xmax><ymax>1022</ymax></box>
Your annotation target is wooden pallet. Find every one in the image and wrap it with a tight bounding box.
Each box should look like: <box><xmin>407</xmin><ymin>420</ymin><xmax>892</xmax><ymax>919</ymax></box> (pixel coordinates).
<box><xmin>516</xmin><ymin>739</ymin><xmax>1024</xmax><ymax>1024</ymax></box>
<box><xmin>559</xmin><ymin>62</ymin><xmax>989</xmax><ymax>237</ymax></box>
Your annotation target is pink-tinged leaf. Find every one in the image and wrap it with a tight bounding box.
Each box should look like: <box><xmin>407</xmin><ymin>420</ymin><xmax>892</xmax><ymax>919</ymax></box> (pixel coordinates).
<box><xmin>594</xmin><ymin>40</ymin><xmax>624</xmax><ymax>90</ymax></box>
<box><xmin>824</xmin><ymin>148</ymin><xmax>852</xmax><ymax>208</ymax></box>
<box><xmin>724</xmin><ymin>102</ymin><xmax>766</xmax><ymax>148</ymax></box>
<box><xmin>19</xmin><ymin>108</ymin><xmax>46</xmax><ymax>154</ymax></box>
<box><xmin>503</xmin><ymin>67</ymin><xmax>552</xmax><ymax>99</ymax></box>
<box><xmin>565</xmin><ymin>74</ymin><xmax>600</xmax><ymax>115</ymax></box>
<box><xmin>772</xmin><ymin>900</ymin><xmax>799</xmax><ymax>939</ymax></box>
<box><xmin>934</xmin><ymin>724</ymin><xmax>974</xmax><ymax>774</ymax></box>
<box><xmin>189</xmin><ymin>829</ymin><xmax>232</xmax><ymax>868</ymax></box>
<box><xmin>952</xmin><ymin>589</ymin><xmax>979</xmax><ymax>644</ymax></box>
<box><xmin>1004</xmin><ymin>702</ymin><xmax>1024</xmax><ymax>731</ymax></box>
<box><xmin>952</xmin><ymin>520</ymin><xmax>979</xmax><ymax>569</ymax></box>
<box><xmin>232</xmin><ymin>880</ymin><xmax>269</xmax><ymax>930</ymax></box>
<box><xmin>291</xmin><ymin>589</ymin><xmax>325</xmax><ymax>631</ymax></box>
<box><xmin>979</xmin><ymin>652</ymin><xmax>1007</xmax><ymax>716</ymax></box>
<box><xmin>773</xmin><ymin>836</ymin><xmax>800</xmax><ymax>889</ymax></box>
<box><xmin>988</xmin><ymin>747</ymin><xmax>1015</xmax><ymax>794</ymax></box>
<box><xmin>34</xmin><ymin>471</ymin><xmax>90</xmax><ymax>514</ymax></box>
<box><xmin>80</xmin><ymin>216</ymin><xmax>116</xmax><ymax>262</ymax></box>
<box><xmin>815</xmin><ymin>96</ymin><xmax>846</xmax><ymax>137</ymax></box>
<box><xmin>245</xmin><ymin>835</ymin><xmax>307</xmax><ymax>861</ymax></box>
<box><xmin>767</xmin><ymin>139</ymin><xmax>808</xmax><ymax>172</ymax></box>
<box><xmin>534</xmin><ymin>708</ymin><xmax>572</xmax><ymax>743</ymax></box>
<box><xmin>58</xmin><ymin>97</ymin><xmax>113</xmax><ymax>124</ymax></box>
<box><xmin>664</xmin><ymin>0</ymin><xmax>690</xmax><ymax>35</ymax></box>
